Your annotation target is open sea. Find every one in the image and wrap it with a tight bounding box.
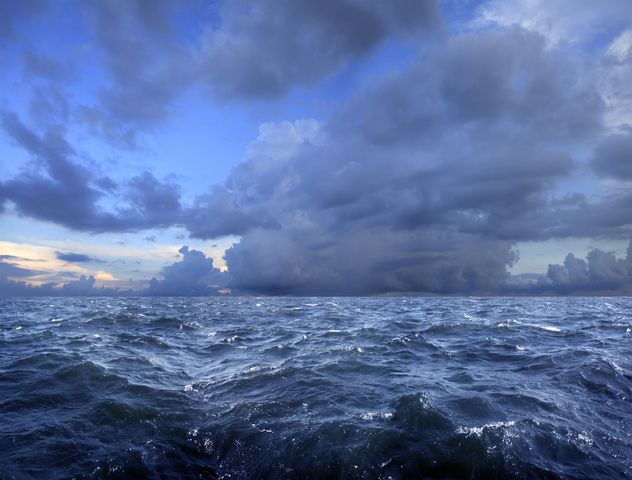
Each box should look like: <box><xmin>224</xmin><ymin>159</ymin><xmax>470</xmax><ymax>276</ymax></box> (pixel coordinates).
<box><xmin>1</xmin><ymin>296</ymin><xmax>631</xmax><ymax>479</ymax></box>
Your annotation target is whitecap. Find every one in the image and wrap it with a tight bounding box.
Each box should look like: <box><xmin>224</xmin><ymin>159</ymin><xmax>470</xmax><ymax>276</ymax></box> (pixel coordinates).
<box><xmin>242</xmin><ymin>366</ymin><xmax>262</xmax><ymax>374</ymax></box>
<box><xmin>358</xmin><ymin>412</ymin><xmax>393</xmax><ymax>421</ymax></box>
<box><xmin>390</xmin><ymin>337</ymin><xmax>410</xmax><ymax>344</ymax></box>
<box><xmin>457</xmin><ymin>421</ymin><xmax>516</xmax><ymax>437</ymax></box>
<box><xmin>533</xmin><ymin>324</ymin><xmax>561</xmax><ymax>332</ymax></box>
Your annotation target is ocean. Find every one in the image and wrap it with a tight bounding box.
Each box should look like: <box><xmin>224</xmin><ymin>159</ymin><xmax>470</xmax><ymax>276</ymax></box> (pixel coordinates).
<box><xmin>0</xmin><ymin>296</ymin><xmax>631</xmax><ymax>479</ymax></box>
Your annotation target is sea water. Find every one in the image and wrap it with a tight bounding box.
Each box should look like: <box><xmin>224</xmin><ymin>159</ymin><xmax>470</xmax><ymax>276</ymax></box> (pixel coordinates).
<box><xmin>0</xmin><ymin>296</ymin><xmax>631</xmax><ymax>479</ymax></box>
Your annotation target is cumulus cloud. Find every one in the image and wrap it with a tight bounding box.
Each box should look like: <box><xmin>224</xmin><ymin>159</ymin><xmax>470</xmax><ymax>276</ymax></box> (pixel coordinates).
<box><xmin>144</xmin><ymin>246</ymin><xmax>228</xmax><ymax>296</ymax></box>
<box><xmin>513</xmin><ymin>241</ymin><xmax>632</xmax><ymax>295</ymax></box>
<box><xmin>62</xmin><ymin>274</ymin><xmax>97</xmax><ymax>295</ymax></box>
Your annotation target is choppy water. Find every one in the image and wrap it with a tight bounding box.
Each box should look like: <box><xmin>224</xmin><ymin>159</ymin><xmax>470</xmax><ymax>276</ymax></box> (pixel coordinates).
<box><xmin>1</xmin><ymin>296</ymin><xmax>631</xmax><ymax>479</ymax></box>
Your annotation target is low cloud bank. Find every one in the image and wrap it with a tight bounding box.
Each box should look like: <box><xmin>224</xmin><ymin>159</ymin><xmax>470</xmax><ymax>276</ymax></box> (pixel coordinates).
<box><xmin>0</xmin><ymin>246</ymin><xmax>229</xmax><ymax>297</ymax></box>
<box><xmin>2</xmin><ymin>242</ymin><xmax>631</xmax><ymax>296</ymax></box>
<box><xmin>507</xmin><ymin>241</ymin><xmax>632</xmax><ymax>295</ymax></box>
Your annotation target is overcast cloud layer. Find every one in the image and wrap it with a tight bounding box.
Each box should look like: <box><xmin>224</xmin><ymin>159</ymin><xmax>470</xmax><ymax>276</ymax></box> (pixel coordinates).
<box><xmin>1</xmin><ymin>0</ymin><xmax>631</xmax><ymax>296</ymax></box>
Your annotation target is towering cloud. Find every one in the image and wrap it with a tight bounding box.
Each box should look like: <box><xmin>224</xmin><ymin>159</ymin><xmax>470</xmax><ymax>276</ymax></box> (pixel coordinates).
<box><xmin>536</xmin><ymin>242</ymin><xmax>632</xmax><ymax>295</ymax></box>
<box><xmin>180</xmin><ymin>25</ymin><xmax>627</xmax><ymax>294</ymax></box>
<box><xmin>145</xmin><ymin>246</ymin><xmax>228</xmax><ymax>296</ymax></box>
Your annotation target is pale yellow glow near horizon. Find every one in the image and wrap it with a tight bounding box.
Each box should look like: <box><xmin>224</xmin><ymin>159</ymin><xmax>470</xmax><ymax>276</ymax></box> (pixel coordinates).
<box><xmin>0</xmin><ymin>238</ymin><xmax>232</xmax><ymax>289</ymax></box>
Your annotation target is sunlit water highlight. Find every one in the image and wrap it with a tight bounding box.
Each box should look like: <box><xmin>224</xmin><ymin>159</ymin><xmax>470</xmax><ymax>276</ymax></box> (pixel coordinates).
<box><xmin>1</xmin><ymin>296</ymin><xmax>631</xmax><ymax>479</ymax></box>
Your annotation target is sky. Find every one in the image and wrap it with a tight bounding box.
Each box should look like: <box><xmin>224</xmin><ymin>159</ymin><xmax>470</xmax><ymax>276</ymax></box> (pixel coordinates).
<box><xmin>1</xmin><ymin>0</ymin><xmax>631</xmax><ymax>296</ymax></box>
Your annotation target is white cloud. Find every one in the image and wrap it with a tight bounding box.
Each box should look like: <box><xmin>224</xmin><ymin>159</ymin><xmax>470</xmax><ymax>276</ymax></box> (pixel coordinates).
<box><xmin>244</xmin><ymin>118</ymin><xmax>325</xmax><ymax>162</ymax></box>
<box><xmin>474</xmin><ymin>0</ymin><xmax>632</xmax><ymax>47</ymax></box>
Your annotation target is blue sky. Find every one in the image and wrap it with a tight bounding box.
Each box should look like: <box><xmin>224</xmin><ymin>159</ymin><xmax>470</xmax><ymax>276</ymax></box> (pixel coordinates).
<box><xmin>1</xmin><ymin>0</ymin><xmax>631</xmax><ymax>296</ymax></box>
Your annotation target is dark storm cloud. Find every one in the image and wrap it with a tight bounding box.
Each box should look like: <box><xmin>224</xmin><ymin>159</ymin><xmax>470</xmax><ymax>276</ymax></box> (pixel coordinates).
<box><xmin>198</xmin><ymin>0</ymin><xmax>442</xmax><ymax>99</ymax></box>
<box><xmin>184</xmin><ymin>26</ymin><xmax>627</xmax><ymax>295</ymax></box>
<box><xmin>56</xmin><ymin>252</ymin><xmax>95</xmax><ymax>263</ymax></box>
<box><xmin>119</xmin><ymin>172</ymin><xmax>183</xmax><ymax>229</ymax></box>
<box><xmin>144</xmin><ymin>246</ymin><xmax>228</xmax><ymax>296</ymax></box>
<box><xmin>202</xmin><ymin>133</ymin><xmax>524</xmax><ymax>294</ymax></box>
<box><xmin>334</xmin><ymin>26</ymin><xmax>603</xmax><ymax>148</ymax></box>
<box><xmin>75</xmin><ymin>0</ymin><xmax>190</xmax><ymax>148</ymax></box>
<box><xmin>224</xmin><ymin>228</ymin><xmax>519</xmax><ymax>296</ymax></box>
<box><xmin>8</xmin><ymin>0</ymin><xmax>443</xmax><ymax>154</ymax></box>
<box><xmin>12</xmin><ymin>0</ymin><xmax>186</xmax><ymax>151</ymax></box>
<box><xmin>0</xmin><ymin>111</ymin><xmax>106</xmax><ymax>229</ymax></box>
<box><xmin>590</xmin><ymin>132</ymin><xmax>632</xmax><ymax>180</ymax></box>
<box><xmin>56</xmin><ymin>0</ymin><xmax>441</xmax><ymax>151</ymax></box>
<box><xmin>184</xmin><ymin>187</ymin><xmax>280</xmax><ymax>240</ymax></box>
<box><xmin>0</xmin><ymin>112</ymin><xmax>186</xmax><ymax>233</ymax></box>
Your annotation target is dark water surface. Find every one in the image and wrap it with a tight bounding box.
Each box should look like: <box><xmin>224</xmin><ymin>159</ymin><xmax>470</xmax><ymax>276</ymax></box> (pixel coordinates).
<box><xmin>1</xmin><ymin>296</ymin><xmax>631</xmax><ymax>479</ymax></box>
